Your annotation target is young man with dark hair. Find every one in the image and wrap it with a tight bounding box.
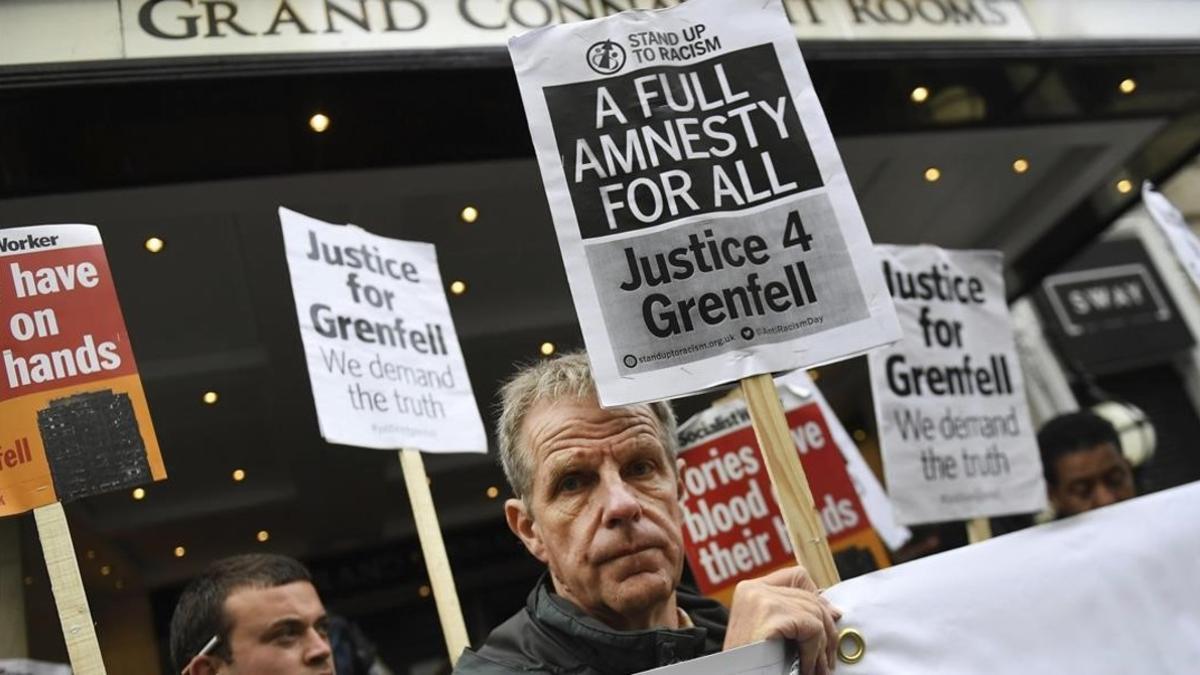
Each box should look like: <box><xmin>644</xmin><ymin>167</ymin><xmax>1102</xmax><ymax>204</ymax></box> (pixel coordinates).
<box><xmin>170</xmin><ymin>553</ymin><xmax>334</xmax><ymax>675</ymax></box>
<box><xmin>1037</xmin><ymin>411</ymin><xmax>1136</xmax><ymax>518</ymax></box>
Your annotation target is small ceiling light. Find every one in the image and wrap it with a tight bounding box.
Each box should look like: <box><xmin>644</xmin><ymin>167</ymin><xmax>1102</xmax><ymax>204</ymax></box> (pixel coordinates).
<box><xmin>460</xmin><ymin>206</ymin><xmax>479</xmax><ymax>224</ymax></box>
<box><xmin>23</xmin><ymin>576</ymin><xmax>33</xmax><ymax>586</ymax></box>
<box><xmin>924</xmin><ymin>167</ymin><xmax>941</xmax><ymax>182</ymax></box>
<box><xmin>144</xmin><ymin>237</ymin><xmax>165</xmax><ymax>254</ymax></box>
<box><xmin>86</xmin><ymin>550</ymin><xmax>96</xmax><ymax>560</ymax></box>
<box><xmin>910</xmin><ymin>86</ymin><xmax>930</xmax><ymax>104</ymax></box>
<box><xmin>232</xmin><ymin>469</ymin><xmax>246</xmax><ymax>482</ymax></box>
<box><xmin>1012</xmin><ymin>158</ymin><xmax>1030</xmax><ymax>174</ymax></box>
<box><xmin>309</xmin><ymin>113</ymin><xmax>330</xmax><ymax>133</ymax></box>
<box><xmin>115</xmin><ymin>580</ymin><xmax>125</xmax><ymax>590</ymax></box>
<box><xmin>852</xmin><ymin>429</ymin><xmax>868</xmax><ymax>442</ymax></box>
<box><xmin>486</xmin><ymin>486</ymin><xmax>499</xmax><ymax>499</ymax></box>
<box><xmin>174</xmin><ymin>546</ymin><xmax>187</xmax><ymax>558</ymax></box>
<box><xmin>1117</xmin><ymin>179</ymin><xmax>1134</xmax><ymax>194</ymax></box>
<box><xmin>418</xmin><ymin>584</ymin><xmax>432</xmax><ymax>598</ymax></box>
<box><xmin>202</xmin><ymin>391</ymin><xmax>219</xmax><ymax>405</ymax></box>
<box><xmin>1119</xmin><ymin>78</ymin><xmax>1137</xmax><ymax>95</ymax></box>
<box><xmin>100</xmin><ymin>565</ymin><xmax>112</xmax><ymax>577</ymax></box>
<box><xmin>540</xmin><ymin>342</ymin><xmax>556</xmax><ymax>357</ymax></box>
<box><xmin>132</xmin><ymin>488</ymin><xmax>146</xmax><ymax>501</ymax></box>
<box><xmin>450</xmin><ymin>280</ymin><xmax>467</xmax><ymax>296</ymax></box>
<box><xmin>256</xmin><ymin>530</ymin><xmax>271</xmax><ymax>543</ymax></box>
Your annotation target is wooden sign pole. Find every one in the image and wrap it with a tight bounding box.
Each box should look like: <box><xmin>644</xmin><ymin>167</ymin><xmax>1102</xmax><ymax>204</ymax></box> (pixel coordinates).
<box><xmin>398</xmin><ymin>449</ymin><xmax>470</xmax><ymax>665</ymax></box>
<box><xmin>741</xmin><ymin>373</ymin><xmax>841</xmax><ymax>589</ymax></box>
<box><xmin>966</xmin><ymin>517</ymin><xmax>993</xmax><ymax>544</ymax></box>
<box><xmin>33</xmin><ymin>502</ymin><xmax>107</xmax><ymax>675</ymax></box>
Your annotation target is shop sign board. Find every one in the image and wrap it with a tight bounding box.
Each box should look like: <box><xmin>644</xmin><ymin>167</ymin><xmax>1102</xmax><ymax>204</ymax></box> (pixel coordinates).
<box><xmin>509</xmin><ymin>0</ymin><xmax>900</xmax><ymax>406</ymax></box>
<box><xmin>677</xmin><ymin>387</ymin><xmax>890</xmax><ymax>605</ymax></box>
<box><xmin>868</xmin><ymin>245</ymin><xmax>1044</xmax><ymax>525</ymax></box>
<box><xmin>279</xmin><ymin>207</ymin><xmax>486</xmax><ymax>453</ymax></box>
<box><xmin>7</xmin><ymin>1</ymin><xmax>1200</xmax><ymax>69</ymax></box>
<box><xmin>0</xmin><ymin>224</ymin><xmax>164</xmax><ymax>517</ymax></box>
<box><xmin>1037</xmin><ymin>237</ymin><xmax>1194</xmax><ymax>375</ymax></box>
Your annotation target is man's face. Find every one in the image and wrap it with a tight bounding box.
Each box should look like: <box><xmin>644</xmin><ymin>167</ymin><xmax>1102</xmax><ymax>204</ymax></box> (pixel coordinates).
<box><xmin>212</xmin><ymin>581</ymin><xmax>334</xmax><ymax>675</ymax></box>
<box><xmin>1049</xmin><ymin>442</ymin><xmax>1136</xmax><ymax>517</ymax></box>
<box><xmin>505</xmin><ymin>397</ymin><xmax>686</xmax><ymax>630</ymax></box>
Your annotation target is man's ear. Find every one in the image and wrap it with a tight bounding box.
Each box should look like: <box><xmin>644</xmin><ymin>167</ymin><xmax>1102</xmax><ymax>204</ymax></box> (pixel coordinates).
<box><xmin>505</xmin><ymin>498</ymin><xmax>547</xmax><ymax>563</ymax></box>
<box><xmin>184</xmin><ymin>655</ymin><xmax>221</xmax><ymax>675</ymax></box>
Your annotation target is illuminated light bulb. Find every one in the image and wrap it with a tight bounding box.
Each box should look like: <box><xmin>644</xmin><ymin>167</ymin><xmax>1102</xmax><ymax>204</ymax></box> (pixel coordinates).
<box><xmin>1119</xmin><ymin>78</ymin><xmax>1136</xmax><ymax>94</ymax></box>
<box><xmin>450</xmin><ymin>281</ymin><xmax>467</xmax><ymax>296</ymax></box>
<box><xmin>132</xmin><ymin>488</ymin><xmax>146</xmax><ymax>501</ymax></box>
<box><xmin>486</xmin><ymin>486</ymin><xmax>499</xmax><ymax>499</ymax></box>
<box><xmin>540</xmin><ymin>342</ymin><xmax>556</xmax><ymax>357</ymax></box>
<box><xmin>256</xmin><ymin>530</ymin><xmax>270</xmax><ymax>543</ymax></box>
<box><xmin>309</xmin><ymin>113</ymin><xmax>330</xmax><ymax>133</ymax></box>
<box><xmin>100</xmin><ymin>565</ymin><xmax>111</xmax><ymax>576</ymax></box>
<box><xmin>910</xmin><ymin>86</ymin><xmax>930</xmax><ymax>103</ymax></box>
<box><xmin>418</xmin><ymin>585</ymin><xmax>431</xmax><ymax>598</ymax></box>
<box><xmin>174</xmin><ymin>546</ymin><xmax>187</xmax><ymax>558</ymax></box>
<box><xmin>924</xmin><ymin>167</ymin><xmax>941</xmax><ymax>182</ymax></box>
<box><xmin>1117</xmin><ymin>179</ymin><xmax>1133</xmax><ymax>194</ymax></box>
<box><xmin>144</xmin><ymin>237</ymin><xmax>165</xmax><ymax>254</ymax></box>
<box><xmin>232</xmin><ymin>469</ymin><xmax>246</xmax><ymax>482</ymax></box>
<box><xmin>1012</xmin><ymin>158</ymin><xmax>1030</xmax><ymax>174</ymax></box>
<box><xmin>460</xmin><ymin>206</ymin><xmax>479</xmax><ymax>224</ymax></box>
<box><xmin>202</xmin><ymin>391</ymin><xmax>219</xmax><ymax>405</ymax></box>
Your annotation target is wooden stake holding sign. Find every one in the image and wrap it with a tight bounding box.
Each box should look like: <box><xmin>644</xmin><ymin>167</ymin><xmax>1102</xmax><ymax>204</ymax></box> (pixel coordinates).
<box><xmin>399</xmin><ymin>450</ymin><xmax>470</xmax><ymax>665</ymax></box>
<box><xmin>966</xmin><ymin>517</ymin><xmax>993</xmax><ymax>545</ymax></box>
<box><xmin>741</xmin><ymin>374</ymin><xmax>841</xmax><ymax>589</ymax></box>
<box><xmin>33</xmin><ymin>503</ymin><xmax>107</xmax><ymax>675</ymax></box>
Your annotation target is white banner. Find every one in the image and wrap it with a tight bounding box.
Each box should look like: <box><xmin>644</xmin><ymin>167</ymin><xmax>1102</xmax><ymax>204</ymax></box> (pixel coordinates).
<box><xmin>279</xmin><ymin>207</ymin><xmax>486</xmax><ymax>453</ymax></box>
<box><xmin>868</xmin><ymin>245</ymin><xmax>1044</xmax><ymax>525</ymax></box>
<box><xmin>509</xmin><ymin>0</ymin><xmax>900</xmax><ymax>406</ymax></box>
<box><xmin>824</xmin><ymin>482</ymin><xmax>1200</xmax><ymax>674</ymax></box>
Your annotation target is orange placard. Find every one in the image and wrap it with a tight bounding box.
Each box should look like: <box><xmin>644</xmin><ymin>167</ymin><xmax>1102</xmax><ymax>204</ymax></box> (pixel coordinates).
<box><xmin>0</xmin><ymin>225</ymin><xmax>163</xmax><ymax>516</ymax></box>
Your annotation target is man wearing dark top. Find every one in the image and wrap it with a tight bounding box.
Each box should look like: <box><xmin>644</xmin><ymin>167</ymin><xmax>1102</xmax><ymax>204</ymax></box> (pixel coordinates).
<box><xmin>455</xmin><ymin>353</ymin><xmax>840</xmax><ymax>675</ymax></box>
<box><xmin>1037</xmin><ymin>411</ymin><xmax>1137</xmax><ymax>518</ymax></box>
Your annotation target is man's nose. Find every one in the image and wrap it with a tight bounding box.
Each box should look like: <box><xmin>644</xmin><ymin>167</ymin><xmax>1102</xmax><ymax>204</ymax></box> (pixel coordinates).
<box><xmin>1093</xmin><ymin>483</ymin><xmax>1118</xmax><ymax>508</ymax></box>
<box><xmin>304</xmin><ymin>628</ymin><xmax>333</xmax><ymax>665</ymax></box>
<box><xmin>599</xmin><ymin>471</ymin><xmax>642</xmax><ymax>528</ymax></box>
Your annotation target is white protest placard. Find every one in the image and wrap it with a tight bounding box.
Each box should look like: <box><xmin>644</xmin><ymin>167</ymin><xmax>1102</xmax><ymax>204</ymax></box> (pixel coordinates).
<box><xmin>868</xmin><ymin>245</ymin><xmax>1045</xmax><ymax>525</ymax></box>
<box><xmin>509</xmin><ymin>0</ymin><xmax>900</xmax><ymax>407</ymax></box>
<box><xmin>1143</xmin><ymin>180</ymin><xmax>1200</xmax><ymax>295</ymax></box>
<box><xmin>824</xmin><ymin>482</ymin><xmax>1200</xmax><ymax>674</ymax></box>
<box><xmin>279</xmin><ymin>207</ymin><xmax>486</xmax><ymax>453</ymax></box>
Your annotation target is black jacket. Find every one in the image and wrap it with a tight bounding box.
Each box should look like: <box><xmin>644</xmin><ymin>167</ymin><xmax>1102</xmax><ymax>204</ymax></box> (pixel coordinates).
<box><xmin>455</xmin><ymin>575</ymin><xmax>729</xmax><ymax>674</ymax></box>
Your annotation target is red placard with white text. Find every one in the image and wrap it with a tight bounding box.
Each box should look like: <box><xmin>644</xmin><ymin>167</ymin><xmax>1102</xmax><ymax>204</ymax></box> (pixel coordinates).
<box><xmin>679</xmin><ymin>398</ymin><xmax>887</xmax><ymax>604</ymax></box>
<box><xmin>0</xmin><ymin>224</ymin><xmax>164</xmax><ymax>517</ymax></box>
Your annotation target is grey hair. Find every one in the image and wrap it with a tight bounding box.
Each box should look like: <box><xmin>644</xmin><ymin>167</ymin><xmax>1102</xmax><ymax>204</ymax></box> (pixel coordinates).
<box><xmin>497</xmin><ymin>351</ymin><xmax>678</xmax><ymax>501</ymax></box>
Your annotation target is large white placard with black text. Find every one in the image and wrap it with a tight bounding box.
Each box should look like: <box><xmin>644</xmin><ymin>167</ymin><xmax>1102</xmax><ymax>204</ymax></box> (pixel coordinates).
<box><xmin>509</xmin><ymin>0</ymin><xmax>900</xmax><ymax>406</ymax></box>
<box><xmin>280</xmin><ymin>207</ymin><xmax>486</xmax><ymax>453</ymax></box>
<box><xmin>868</xmin><ymin>245</ymin><xmax>1045</xmax><ymax>525</ymax></box>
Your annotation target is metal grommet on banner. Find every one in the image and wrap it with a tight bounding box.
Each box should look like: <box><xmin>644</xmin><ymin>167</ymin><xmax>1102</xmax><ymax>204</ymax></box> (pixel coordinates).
<box><xmin>837</xmin><ymin>627</ymin><xmax>866</xmax><ymax>664</ymax></box>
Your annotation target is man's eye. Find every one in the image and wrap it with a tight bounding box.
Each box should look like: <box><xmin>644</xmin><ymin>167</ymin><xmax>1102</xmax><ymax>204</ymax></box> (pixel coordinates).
<box><xmin>627</xmin><ymin>460</ymin><xmax>655</xmax><ymax>477</ymax></box>
<box><xmin>559</xmin><ymin>474</ymin><xmax>584</xmax><ymax>492</ymax></box>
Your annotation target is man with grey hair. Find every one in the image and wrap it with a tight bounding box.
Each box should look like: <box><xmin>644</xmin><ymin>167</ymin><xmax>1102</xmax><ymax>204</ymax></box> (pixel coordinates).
<box><xmin>455</xmin><ymin>353</ymin><xmax>841</xmax><ymax>675</ymax></box>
